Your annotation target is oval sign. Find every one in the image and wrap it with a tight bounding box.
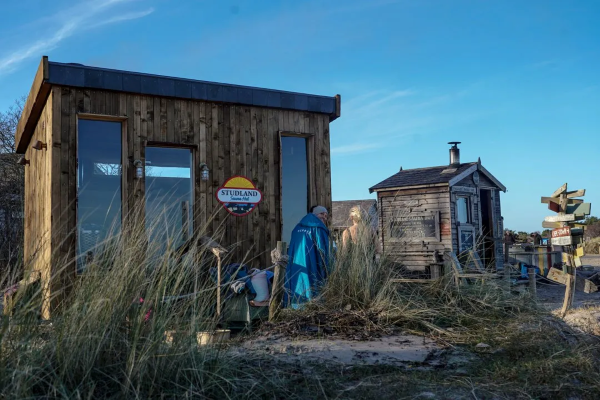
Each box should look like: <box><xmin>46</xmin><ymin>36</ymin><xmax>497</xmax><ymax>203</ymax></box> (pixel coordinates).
<box><xmin>216</xmin><ymin>176</ymin><xmax>263</xmax><ymax>217</ymax></box>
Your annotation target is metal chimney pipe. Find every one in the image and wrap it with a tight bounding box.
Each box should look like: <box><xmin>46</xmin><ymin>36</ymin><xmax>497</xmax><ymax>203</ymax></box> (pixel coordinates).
<box><xmin>448</xmin><ymin>142</ymin><xmax>461</xmax><ymax>166</ymax></box>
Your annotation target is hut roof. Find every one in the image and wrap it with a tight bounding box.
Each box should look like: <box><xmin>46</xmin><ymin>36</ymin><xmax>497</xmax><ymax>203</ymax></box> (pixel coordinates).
<box><xmin>369</xmin><ymin>161</ymin><xmax>506</xmax><ymax>193</ymax></box>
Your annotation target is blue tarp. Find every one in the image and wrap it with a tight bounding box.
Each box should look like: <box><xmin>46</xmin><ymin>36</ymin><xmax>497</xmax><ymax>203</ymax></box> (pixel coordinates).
<box><xmin>284</xmin><ymin>213</ymin><xmax>331</xmax><ymax>308</ymax></box>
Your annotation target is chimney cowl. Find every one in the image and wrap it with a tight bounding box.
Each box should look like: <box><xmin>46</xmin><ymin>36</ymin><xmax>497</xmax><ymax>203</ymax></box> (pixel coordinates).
<box><xmin>448</xmin><ymin>142</ymin><xmax>461</xmax><ymax>166</ymax></box>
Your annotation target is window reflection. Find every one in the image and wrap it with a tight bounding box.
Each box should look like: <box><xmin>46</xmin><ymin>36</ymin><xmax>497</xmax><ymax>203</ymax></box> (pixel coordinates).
<box><xmin>77</xmin><ymin>119</ymin><xmax>122</xmax><ymax>273</ymax></box>
<box><xmin>281</xmin><ymin>136</ymin><xmax>308</xmax><ymax>244</ymax></box>
<box><xmin>145</xmin><ymin>147</ymin><xmax>193</xmax><ymax>253</ymax></box>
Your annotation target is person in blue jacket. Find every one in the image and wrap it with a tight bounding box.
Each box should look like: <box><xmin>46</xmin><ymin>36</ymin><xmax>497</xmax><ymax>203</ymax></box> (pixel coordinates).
<box><xmin>284</xmin><ymin>205</ymin><xmax>332</xmax><ymax>308</ymax></box>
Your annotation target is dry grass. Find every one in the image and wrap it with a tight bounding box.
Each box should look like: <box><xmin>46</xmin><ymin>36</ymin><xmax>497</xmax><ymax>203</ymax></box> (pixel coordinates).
<box><xmin>0</xmin><ymin>210</ymin><xmax>262</xmax><ymax>399</ymax></box>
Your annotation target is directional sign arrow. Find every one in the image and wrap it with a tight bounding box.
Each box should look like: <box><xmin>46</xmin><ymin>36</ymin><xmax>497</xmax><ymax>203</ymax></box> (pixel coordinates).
<box><xmin>565</xmin><ymin>203</ymin><xmax>591</xmax><ymax>216</ymax></box>
<box><xmin>544</xmin><ymin>214</ymin><xmax>576</xmax><ymax>222</ymax></box>
<box><xmin>551</xmin><ymin>183</ymin><xmax>567</xmax><ymax>198</ymax></box>
<box><xmin>566</xmin><ymin>189</ymin><xmax>585</xmax><ymax>199</ymax></box>
<box><xmin>541</xmin><ymin>197</ymin><xmax>583</xmax><ymax>205</ymax></box>
<box><xmin>542</xmin><ymin>221</ymin><xmax>587</xmax><ymax>229</ymax></box>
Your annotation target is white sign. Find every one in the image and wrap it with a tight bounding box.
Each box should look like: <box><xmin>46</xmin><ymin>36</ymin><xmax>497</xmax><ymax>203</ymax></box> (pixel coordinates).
<box><xmin>551</xmin><ymin>236</ymin><xmax>572</xmax><ymax>246</ymax></box>
<box><xmin>544</xmin><ymin>214</ymin><xmax>576</xmax><ymax>222</ymax></box>
<box><xmin>217</xmin><ymin>188</ymin><xmax>262</xmax><ymax>204</ymax></box>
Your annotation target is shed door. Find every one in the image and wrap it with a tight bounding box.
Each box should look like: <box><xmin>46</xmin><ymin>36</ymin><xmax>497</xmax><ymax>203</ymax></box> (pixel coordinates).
<box><xmin>144</xmin><ymin>146</ymin><xmax>194</xmax><ymax>253</ymax></box>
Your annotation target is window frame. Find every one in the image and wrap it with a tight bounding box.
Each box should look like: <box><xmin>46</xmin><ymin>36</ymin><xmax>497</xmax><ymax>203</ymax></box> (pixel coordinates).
<box><xmin>278</xmin><ymin>131</ymin><xmax>314</xmax><ymax>242</ymax></box>
<box><xmin>75</xmin><ymin>114</ymin><xmax>127</xmax><ymax>274</ymax></box>
<box><xmin>143</xmin><ymin>143</ymin><xmax>196</xmax><ymax>246</ymax></box>
<box><xmin>456</xmin><ymin>195</ymin><xmax>472</xmax><ymax>225</ymax></box>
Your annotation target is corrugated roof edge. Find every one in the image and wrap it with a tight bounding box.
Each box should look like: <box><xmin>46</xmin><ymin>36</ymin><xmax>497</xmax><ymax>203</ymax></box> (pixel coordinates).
<box><xmin>47</xmin><ymin>61</ymin><xmax>340</xmax><ymax>118</ymax></box>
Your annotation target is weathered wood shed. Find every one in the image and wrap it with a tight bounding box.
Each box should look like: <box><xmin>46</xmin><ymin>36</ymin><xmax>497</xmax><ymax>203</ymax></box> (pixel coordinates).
<box><xmin>369</xmin><ymin>142</ymin><xmax>506</xmax><ymax>277</ymax></box>
<box><xmin>15</xmin><ymin>56</ymin><xmax>340</xmax><ymax>318</ymax></box>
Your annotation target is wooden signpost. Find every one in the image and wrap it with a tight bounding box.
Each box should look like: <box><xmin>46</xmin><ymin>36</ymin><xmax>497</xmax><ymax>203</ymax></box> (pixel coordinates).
<box><xmin>541</xmin><ymin>183</ymin><xmax>591</xmax><ymax>317</ymax></box>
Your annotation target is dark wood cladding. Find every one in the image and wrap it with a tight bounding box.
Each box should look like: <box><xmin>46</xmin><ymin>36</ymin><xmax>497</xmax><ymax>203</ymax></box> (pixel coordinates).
<box><xmin>47</xmin><ymin>87</ymin><xmax>332</xmax><ymax>271</ymax></box>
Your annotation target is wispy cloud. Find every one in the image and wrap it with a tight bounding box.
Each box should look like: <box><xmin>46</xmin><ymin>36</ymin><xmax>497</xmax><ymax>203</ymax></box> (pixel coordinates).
<box><xmin>89</xmin><ymin>8</ymin><xmax>155</xmax><ymax>28</ymax></box>
<box><xmin>331</xmin><ymin>142</ymin><xmax>382</xmax><ymax>155</ymax></box>
<box><xmin>0</xmin><ymin>0</ymin><xmax>154</xmax><ymax>75</ymax></box>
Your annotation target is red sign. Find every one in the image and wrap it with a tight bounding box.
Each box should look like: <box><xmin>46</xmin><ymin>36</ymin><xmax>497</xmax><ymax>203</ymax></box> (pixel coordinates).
<box><xmin>552</xmin><ymin>227</ymin><xmax>571</xmax><ymax>238</ymax></box>
<box><xmin>548</xmin><ymin>201</ymin><xmax>560</xmax><ymax>213</ymax></box>
<box><xmin>551</xmin><ymin>226</ymin><xmax>572</xmax><ymax>246</ymax></box>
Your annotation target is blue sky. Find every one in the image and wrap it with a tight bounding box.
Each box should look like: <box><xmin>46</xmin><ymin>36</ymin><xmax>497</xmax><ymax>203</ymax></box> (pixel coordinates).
<box><xmin>1</xmin><ymin>0</ymin><xmax>598</xmax><ymax>232</ymax></box>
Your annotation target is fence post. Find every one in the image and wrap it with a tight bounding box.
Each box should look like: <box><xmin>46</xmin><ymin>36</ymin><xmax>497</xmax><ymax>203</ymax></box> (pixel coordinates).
<box><xmin>269</xmin><ymin>241</ymin><xmax>288</xmax><ymax>321</ymax></box>
<box><xmin>528</xmin><ymin>267</ymin><xmax>537</xmax><ymax>298</ymax></box>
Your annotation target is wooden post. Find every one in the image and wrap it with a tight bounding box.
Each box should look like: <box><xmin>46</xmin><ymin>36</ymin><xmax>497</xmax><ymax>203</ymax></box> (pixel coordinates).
<box><xmin>216</xmin><ymin>253</ymin><xmax>222</xmax><ymax>317</ymax></box>
<box><xmin>528</xmin><ymin>267</ymin><xmax>537</xmax><ymax>297</ymax></box>
<box><xmin>560</xmin><ymin>247</ymin><xmax>576</xmax><ymax>317</ymax></box>
<box><xmin>269</xmin><ymin>241</ymin><xmax>288</xmax><ymax>321</ymax></box>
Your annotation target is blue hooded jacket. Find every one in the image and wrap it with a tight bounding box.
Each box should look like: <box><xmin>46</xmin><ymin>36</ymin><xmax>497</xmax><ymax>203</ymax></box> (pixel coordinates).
<box><xmin>284</xmin><ymin>213</ymin><xmax>331</xmax><ymax>308</ymax></box>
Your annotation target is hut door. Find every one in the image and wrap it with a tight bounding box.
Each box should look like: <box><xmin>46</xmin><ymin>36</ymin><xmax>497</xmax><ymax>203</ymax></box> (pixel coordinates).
<box><xmin>279</xmin><ymin>133</ymin><xmax>311</xmax><ymax>244</ymax></box>
<box><xmin>479</xmin><ymin>189</ymin><xmax>495</xmax><ymax>267</ymax></box>
<box><xmin>144</xmin><ymin>146</ymin><xmax>194</xmax><ymax>252</ymax></box>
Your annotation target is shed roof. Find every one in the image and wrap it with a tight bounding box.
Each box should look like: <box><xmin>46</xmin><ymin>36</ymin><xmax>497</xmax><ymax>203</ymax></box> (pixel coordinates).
<box><xmin>15</xmin><ymin>56</ymin><xmax>341</xmax><ymax>153</ymax></box>
<box><xmin>369</xmin><ymin>162</ymin><xmax>506</xmax><ymax>193</ymax></box>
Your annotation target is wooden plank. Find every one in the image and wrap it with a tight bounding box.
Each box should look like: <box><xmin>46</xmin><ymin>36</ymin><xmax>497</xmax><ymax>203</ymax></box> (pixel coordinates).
<box><xmin>256</xmin><ymin>108</ymin><xmax>266</xmax><ymax>266</ymax></box>
<box><xmin>152</xmin><ymin>97</ymin><xmax>161</xmax><ymax>142</ymax></box>
<box><xmin>211</xmin><ymin>104</ymin><xmax>220</xmax><ymax>239</ymax></box>
<box><xmin>451</xmin><ymin>185</ymin><xmax>477</xmax><ymax>194</ymax></box>
<box><xmin>544</xmin><ymin>214</ymin><xmax>576</xmax><ymax>222</ymax></box>
<box><xmin>197</xmin><ymin>102</ymin><xmax>207</xmax><ymax>232</ymax></box>
<box><xmin>250</xmin><ymin>107</ymin><xmax>259</xmax><ymax>263</ymax></box>
<box><xmin>269</xmin><ymin>241</ymin><xmax>288</xmax><ymax>320</ymax></box>
<box><xmin>565</xmin><ymin>203</ymin><xmax>591</xmax><ymax>216</ymax></box>
<box><xmin>548</xmin><ymin>201</ymin><xmax>560</xmax><ymax>213</ymax></box>
<box><xmin>566</xmin><ymin>189</ymin><xmax>585</xmax><ymax>199</ymax></box>
<box><xmin>321</xmin><ymin>115</ymin><xmax>332</xmax><ymax>212</ymax></box>
<box><xmin>541</xmin><ymin>196</ymin><xmax>583</xmax><ymax>205</ymax></box>
<box><xmin>166</xmin><ymin>99</ymin><xmax>175</xmax><ymax>143</ymax></box>
<box><xmin>267</xmin><ymin>109</ymin><xmax>278</xmax><ymax>248</ymax></box>
<box><xmin>173</xmin><ymin>100</ymin><xmax>181</xmax><ymax>143</ymax></box>
<box><xmin>160</xmin><ymin>98</ymin><xmax>167</xmax><ymax>142</ymax></box>
<box><xmin>551</xmin><ymin>183</ymin><xmax>567</xmax><ymax>198</ymax></box>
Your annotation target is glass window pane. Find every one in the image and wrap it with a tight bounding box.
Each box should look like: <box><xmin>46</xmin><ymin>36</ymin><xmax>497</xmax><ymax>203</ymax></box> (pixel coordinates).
<box><xmin>77</xmin><ymin>119</ymin><xmax>122</xmax><ymax>273</ymax></box>
<box><xmin>457</xmin><ymin>197</ymin><xmax>469</xmax><ymax>224</ymax></box>
<box><xmin>281</xmin><ymin>136</ymin><xmax>308</xmax><ymax>244</ymax></box>
<box><xmin>145</xmin><ymin>147</ymin><xmax>193</xmax><ymax>253</ymax></box>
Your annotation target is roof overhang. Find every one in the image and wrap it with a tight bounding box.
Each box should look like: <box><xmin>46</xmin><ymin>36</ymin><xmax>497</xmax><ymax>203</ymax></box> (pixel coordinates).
<box><xmin>15</xmin><ymin>56</ymin><xmax>50</xmax><ymax>154</ymax></box>
<box><xmin>448</xmin><ymin>163</ymin><xmax>506</xmax><ymax>192</ymax></box>
<box><xmin>15</xmin><ymin>56</ymin><xmax>341</xmax><ymax>154</ymax></box>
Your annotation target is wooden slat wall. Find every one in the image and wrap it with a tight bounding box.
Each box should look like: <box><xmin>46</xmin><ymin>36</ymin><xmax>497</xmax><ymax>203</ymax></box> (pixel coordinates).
<box><xmin>40</xmin><ymin>88</ymin><xmax>332</xmax><ymax>273</ymax></box>
<box><xmin>23</xmin><ymin>90</ymin><xmax>53</xmax><ymax>319</ymax></box>
<box><xmin>378</xmin><ymin>186</ymin><xmax>451</xmax><ymax>271</ymax></box>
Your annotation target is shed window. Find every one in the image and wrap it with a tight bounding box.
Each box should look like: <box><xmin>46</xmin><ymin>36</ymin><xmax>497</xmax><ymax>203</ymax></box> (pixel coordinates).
<box><xmin>77</xmin><ymin>119</ymin><xmax>122</xmax><ymax>273</ymax></box>
<box><xmin>281</xmin><ymin>136</ymin><xmax>309</xmax><ymax>244</ymax></box>
<box><xmin>456</xmin><ymin>197</ymin><xmax>470</xmax><ymax>224</ymax></box>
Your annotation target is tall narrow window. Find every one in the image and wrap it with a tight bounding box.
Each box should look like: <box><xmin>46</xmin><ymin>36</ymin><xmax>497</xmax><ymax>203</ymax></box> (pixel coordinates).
<box><xmin>145</xmin><ymin>147</ymin><xmax>193</xmax><ymax>253</ymax></box>
<box><xmin>281</xmin><ymin>136</ymin><xmax>309</xmax><ymax>244</ymax></box>
<box><xmin>456</xmin><ymin>197</ymin><xmax>470</xmax><ymax>224</ymax></box>
<box><xmin>77</xmin><ymin>119</ymin><xmax>122</xmax><ymax>273</ymax></box>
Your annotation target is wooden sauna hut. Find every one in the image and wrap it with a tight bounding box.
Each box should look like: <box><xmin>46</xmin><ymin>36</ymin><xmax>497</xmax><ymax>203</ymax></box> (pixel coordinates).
<box><xmin>15</xmin><ymin>56</ymin><xmax>340</xmax><ymax>318</ymax></box>
<box><xmin>369</xmin><ymin>142</ymin><xmax>506</xmax><ymax>278</ymax></box>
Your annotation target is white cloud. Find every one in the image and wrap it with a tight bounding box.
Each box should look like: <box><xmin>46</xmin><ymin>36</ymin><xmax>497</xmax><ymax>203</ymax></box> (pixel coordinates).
<box><xmin>0</xmin><ymin>0</ymin><xmax>154</xmax><ymax>75</ymax></box>
<box><xmin>331</xmin><ymin>142</ymin><xmax>382</xmax><ymax>155</ymax></box>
